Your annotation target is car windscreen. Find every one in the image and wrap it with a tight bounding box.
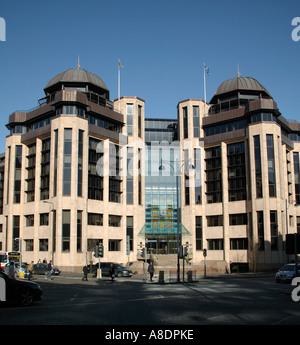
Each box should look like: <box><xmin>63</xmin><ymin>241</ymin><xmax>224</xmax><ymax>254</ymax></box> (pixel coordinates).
<box><xmin>280</xmin><ymin>265</ymin><xmax>295</xmax><ymax>271</ymax></box>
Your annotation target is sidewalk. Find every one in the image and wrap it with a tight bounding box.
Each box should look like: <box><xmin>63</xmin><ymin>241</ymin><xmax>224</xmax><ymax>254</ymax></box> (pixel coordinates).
<box><xmin>30</xmin><ymin>270</ymin><xmax>275</xmax><ymax>285</ymax></box>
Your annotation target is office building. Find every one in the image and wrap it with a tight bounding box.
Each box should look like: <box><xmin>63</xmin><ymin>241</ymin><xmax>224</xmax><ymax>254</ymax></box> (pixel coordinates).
<box><xmin>0</xmin><ymin>68</ymin><xmax>299</xmax><ymax>272</ymax></box>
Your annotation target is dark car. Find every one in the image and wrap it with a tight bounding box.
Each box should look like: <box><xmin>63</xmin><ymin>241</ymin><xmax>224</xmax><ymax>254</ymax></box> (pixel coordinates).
<box><xmin>0</xmin><ymin>271</ymin><xmax>43</xmax><ymax>306</ymax></box>
<box><xmin>92</xmin><ymin>262</ymin><xmax>132</xmax><ymax>277</ymax></box>
<box><xmin>275</xmin><ymin>263</ymin><xmax>300</xmax><ymax>283</ymax></box>
<box><xmin>33</xmin><ymin>263</ymin><xmax>60</xmax><ymax>275</ymax></box>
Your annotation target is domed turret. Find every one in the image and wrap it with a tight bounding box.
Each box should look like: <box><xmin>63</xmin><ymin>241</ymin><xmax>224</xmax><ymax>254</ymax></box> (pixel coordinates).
<box><xmin>210</xmin><ymin>76</ymin><xmax>272</xmax><ymax>104</ymax></box>
<box><xmin>44</xmin><ymin>68</ymin><xmax>109</xmax><ymax>99</ymax></box>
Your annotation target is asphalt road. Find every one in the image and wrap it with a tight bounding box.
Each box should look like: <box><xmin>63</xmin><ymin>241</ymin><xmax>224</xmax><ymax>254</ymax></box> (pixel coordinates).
<box><xmin>1</xmin><ymin>273</ymin><xmax>299</xmax><ymax>328</ymax></box>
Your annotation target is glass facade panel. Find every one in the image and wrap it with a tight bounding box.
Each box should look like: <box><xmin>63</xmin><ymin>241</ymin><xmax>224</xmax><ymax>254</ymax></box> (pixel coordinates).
<box><xmin>127</xmin><ymin>104</ymin><xmax>133</xmax><ymax>136</ymax></box>
<box><xmin>227</xmin><ymin>141</ymin><xmax>246</xmax><ymax>201</ymax></box>
<box><xmin>254</xmin><ymin>135</ymin><xmax>263</xmax><ymax>198</ymax></box>
<box><xmin>14</xmin><ymin>146</ymin><xmax>22</xmax><ymax>203</ymax></box>
<box><xmin>62</xmin><ymin>210</ymin><xmax>70</xmax><ymax>252</ymax></box>
<box><xmin>267</xmin><ymin>134</ymin><xmax>276</xmax><ymax>197</ymax></box>
<box><xmin>63</xmin><ymin>129</ymin><xmax>72</xmax><ymax>196</ymax></box>
<box><xmin>88</xmin><ymin>138</ymin><xmax>103</xmax><ymax>200</ymax></box>
<box><xmin>294</xmin><ymin>152</ymin><xmax>300</xmax><ymax>204</ymax></box>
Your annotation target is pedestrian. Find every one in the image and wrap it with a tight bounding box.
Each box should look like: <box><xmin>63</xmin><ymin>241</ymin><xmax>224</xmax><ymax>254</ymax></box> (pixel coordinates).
<box><xmin>82</xmin><ymin>265</ymin><xmax>88</xmax><ymax>281</ymax></box>
<box><xmin>45</xmin><ymin>260</ymin><xmax>53</xmax><ymax>280</ymax></box>
<box><xmin>8</xmin><ymin>261</ymin><xmax>15</xmax><ymax>279</ymax></box>
<box><xmin>27</xmin><ymin>261</ymin><xmax>34</xmax><ymax>281</ymax></box>
<box><xmin>109</xmin><ymin>263</ymin><xmax>115</xmax><ymax>282</ymax></box>
<box><xmin>148</xmin><ymin>261</ymin><xmax>155</xmax><ymax>282</ymax></box>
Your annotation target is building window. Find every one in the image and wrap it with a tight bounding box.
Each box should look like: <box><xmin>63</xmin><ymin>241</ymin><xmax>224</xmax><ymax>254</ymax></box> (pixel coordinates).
<box><xmin>12</xmin><ymin>215</ymin><xmax>20</xmax><ymax>249</ymax></box>
<box><xmin>229</xmin><ymin>213</ymin><xmax>247</xmax><ymax>225</ymax></box>
<box><xmin>88</xmin><ymin>213</ymin><xmax>103</xmax><ymax>226</ymax></box>
<box><xmin>109</xmin><ymin>143</ymin><xmax>122</xmax><ymax>203</ymax></box>
<box><xmin>138</xmin><ymin>148</ymin><xmax>142</xmax><ymax>205</ymax></box>
<box><xmin>138</xmin><ymin>105</ymin><xmax>142</xmax><ymax>138</ymax></box>
<box><xmin>109</xmin><ymin>240</ymin><xmax>121</xmax><ymax>251</ymax></box>
<box><xmin>207</xmin><ymin>239</ymin><xmax>223</xmax><ymax>250</ymax></box>
<box><xmin>254</xmin><ymin>135</ymin><xmax>263</xmax><ymax>198</ymax></box>
<box><xmin>230</xmin><ymin>238</ymin><xmax>248</xmax><ymax>250</ymax></box>
<box><xmin>251</xmin><ymin>112</ymin><xmax>276</xmax><ymax>123</ymax></box>
<box><xmin>39</xmin><ymin>239</ymin><xmax>48</xmax><ymax>252</ymax></box>
<box><xmin>52</xmin><ymin>210</ymin><xmax>56</xmax><ymax>253</ymax></box>
<box><xmin>41</xmin><ymin>138</ymin><xmax>50</xmax><ymax>200</ymax></box>
<box><xmin>183</xmin><ymin>106</ymin><xmax>188</xmax><ymax>138</ymax></box>
<box><xmin>108</xmin><ymin>215</ymin><xmax>121</xmax><ymax>227</ymax></box>
<box><xmin>126</xmin><ymin>147</ymin><xmax>133</xmax><ymax>205</ymax></box>
<box><xmin>63</xmin><ymin>129</ymin><xmax>72</xmax><ymax>196</ymax></box>
<box><xmin>205</xmin><ymin>146</ymin><xmax>222</xmax><ymax>203</ymax></box>
<box><xmin>127</xmin><ymin>104</ymin><xmax>133</xmax><ymax>136</ymax></box>
<box><xmin>26</xmin><ymin>143</ymin><xmax>36</xmax><ymax>202</ymax></box>
<box><xmin>6</xmin><ymin>147</ymin><xmax>11</xmax><ymax>204</ymax></box>
<box><xmin>78</xmin><ymin>130</ymin><xmax>83</xmax><ymax>197</ymax></box>
<box><xmin>266</xmin><ymin>134</ymin><xmax>276</xmax><ymax>197</ymax></box>
<box><xmin>0</xmin><ymin>170</ymin><xmax>4</xmax><ymax>214</ymax></box>
<box><xmin>195</xmin><ymin>216</ymin><xmax>202</xmax><ymax>250</ymax></box>
<box><xmin>88</xmin><ymin>138</ymin><xmax>103</xmax><ymax>200</ymax></box>
<box><xmin>227</xmin><ymin>142</ymin><xmax>246</xmax><ymax>201</ymax></box>
<box><xmin>53</xmin><ymin>130</ymin><xmax>58</xmax><ymax>197</ymax></box>
<box><xmin>25</xmin><ymin>239</ymin><xmax>34</xmax><ymax>251</ymax></box>
<box><xmin>194</xmin><ymin>148</ymin><xmax>202</xmax><ymax>204</ymax></box>
<box><xmin>77</xmin><ymin>211</ymin><xmax>82</xmax><ymax>252</ymax></box>
<box><xmin>297</xmin><ymin>216</ymin><xmax>300</xmax><ymax>234</ymax></box>
<box><xmin>257</xmin><ymin>211</ymin><xmax>264</xmax><ymax>250</ymax></box>
<box><xmin>25</xmin><ymin>214</ymin><xmax>34</xmax><ymax>227</ymax></box>
<box><xmin>204</xmin><ymin>119</ymin><xmax>247</xmax><ymax>137</ymax></box>
<box><xmin>40</xmin><ymin>213</ymin><xmax>49</xmax><ymax>226</ymax></box>
<box><xmin>126</xmin><ymin>216</ymin><xmax>133</xmax><ymax>251</ymax></box>
<box><xmin>14</xmin><ymin>145</ymin><xmax>22</xmax><ymax>203</ymax></box>
<box><xmin>294</xmin><ymin>152</ymin><xmax>300</xmax><ymax>204</ymax></box>
<box><xmin>193</xmin><ymin>106</ymin><xmax>199</xmax><ymax>137</ymax></box>
<box><xmin>270</xmin><ymin>210</ymin><xmax>278</xmax><ymax>250</ymax></box>
<box><xmin>62</xmin><ymin>210</ymin><xmax>70</xmax><ymax>252</ymax></box>
<box><xmin>207</xmin><ymin>215</ymin><xmax>223</xmax><ymax>227</ymax></box>
<box><xmin>184</xmin><ymin>149</ymin><xmax>190</xmax><ymax>205</ymax></box>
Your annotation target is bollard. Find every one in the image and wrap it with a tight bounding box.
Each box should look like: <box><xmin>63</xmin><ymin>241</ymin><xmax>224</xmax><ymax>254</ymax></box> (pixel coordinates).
<box><xmin>158</xmin><ymin>271</ymin><xmax>164</xmax><ymax>284</ymax></box>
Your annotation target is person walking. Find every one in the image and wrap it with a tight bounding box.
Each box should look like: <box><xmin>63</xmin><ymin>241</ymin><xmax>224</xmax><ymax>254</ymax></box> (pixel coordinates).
<box><xmin>45</xmin><ymin>260</ymin><xmax>53</xmax><ymax>280</ymax></box>
<box><xmin>109</xmin><ymin>263</ymin><xmax>115</xmax><ymax>282</ymax></box>
<box><xmin>8</xmin><ymin>261</ymin><xmax>15</xmax><ymax>279</ymax></box>
<box><xmin>82</xmin><ymin>265</ymin><xmax>88</xmax><ymax>281</ymax></box>
<box><xmin>27</xmin><ymin>261</ymin><xmax>34</xmax><ymax>281</ymax></box>
<box><xmin>148</xmin><ymin>262</ymin><xmax>155</xmax><ymax>282</ymax></box>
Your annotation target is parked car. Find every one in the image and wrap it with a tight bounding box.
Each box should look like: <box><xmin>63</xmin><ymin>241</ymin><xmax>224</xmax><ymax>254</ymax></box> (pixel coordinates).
<box><xmin>92</xmin><ymin>262</ymin><xmax>132</xmax><ymax>277</ymax></box>
<box><xmin>33</xmin><ymin>263</ymin><xmax>60</xmax><ymax>275</ymax></box>
<box><xmin>0</xmin><ymin>271</ymin><xmax>43</xmax><ymax>306</ymax></box>
<box><xmin>4</xmin><ymin>262</ymin><xmax>29</xmax><ymax>278</ymax></box>
<box><xmin>275</xmin><ymin>263</ymin><xmax>300</xmax><ymax>283</ymax></box>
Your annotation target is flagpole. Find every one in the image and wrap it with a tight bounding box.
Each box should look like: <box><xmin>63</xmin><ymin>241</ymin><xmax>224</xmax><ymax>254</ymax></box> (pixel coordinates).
<box><xmin>118</xmin><ymin>62</ymin><xmax>120</xmax><ymax>112</ymax></box>
<box><xmin>203</xmin><ymin>63</ymin><xmax>207</xmax><ymax>115</ymax></box>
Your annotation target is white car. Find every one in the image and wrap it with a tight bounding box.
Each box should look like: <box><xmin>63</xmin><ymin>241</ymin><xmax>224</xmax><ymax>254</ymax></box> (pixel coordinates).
<box><xmin>4</xmin><ymin>262</ymin><xmax>29</xmax><ymax>278</ymax></box>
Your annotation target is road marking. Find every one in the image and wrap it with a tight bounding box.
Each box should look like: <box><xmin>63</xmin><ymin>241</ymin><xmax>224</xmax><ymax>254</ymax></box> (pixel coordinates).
<box><xmin>128</xmin><ymin>295</ymin><xmax>165</xmax><ymax>302</ymax></box>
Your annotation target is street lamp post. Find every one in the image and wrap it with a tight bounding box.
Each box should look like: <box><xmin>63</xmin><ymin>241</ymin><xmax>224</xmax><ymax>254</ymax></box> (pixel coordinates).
<box><xmin>159</xmin><ymin>158</ymin><xmax>194</xmax><ymax>282</ymax></box>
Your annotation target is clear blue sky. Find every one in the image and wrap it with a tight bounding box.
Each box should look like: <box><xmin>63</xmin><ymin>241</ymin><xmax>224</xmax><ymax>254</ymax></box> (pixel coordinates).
<box><xmin>0</xmin><ymin>0</ymin><xmax>300</xmax><ymax>152</ymax></box>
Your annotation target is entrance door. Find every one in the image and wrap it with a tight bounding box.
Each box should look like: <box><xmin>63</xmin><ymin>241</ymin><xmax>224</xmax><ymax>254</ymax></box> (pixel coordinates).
<box><xmin>168</xmin><ymin>240</ymin><xmax>177</xmax><ymax>254</ymax></box>
<box><xmin>146</xmin><ymin>239</ymin><xmax>157</xmax><ymax>254</ymax></box>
